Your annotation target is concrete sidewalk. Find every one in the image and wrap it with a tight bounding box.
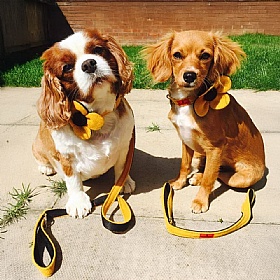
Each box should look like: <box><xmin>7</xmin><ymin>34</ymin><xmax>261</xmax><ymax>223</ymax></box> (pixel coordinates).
<box><xmin>1</xmin><ymin>87</ymin><xmax>280</xmax><ymax>280</ymax></box>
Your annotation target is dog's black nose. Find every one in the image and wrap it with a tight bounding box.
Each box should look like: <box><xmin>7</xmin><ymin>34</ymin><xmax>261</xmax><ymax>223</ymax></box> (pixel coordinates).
<box><xmin>82</xmin><ymin>59</ymin><xmax>97</xmax><ymax>73</ymax></box>
<box><xmin>183</xmin><ymin>71</ymin><xmax>197</xmax><ymax>84</ymax></box>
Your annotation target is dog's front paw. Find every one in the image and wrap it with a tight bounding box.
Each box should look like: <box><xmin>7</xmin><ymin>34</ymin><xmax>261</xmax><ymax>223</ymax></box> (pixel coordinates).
<box><xmin>38</xmin><ymin>164</ymin><xmax>56</xmax><ymax>176</ymax></box>
<box><xmin>169</xmin><ymin>178</ymin><xmax>186</xmax><ymax>190</ymax></box>
<box><xmin>66</xmin><ymin>191</ymin><xmax>92</xmax><ymax>218</ymax></box>
<box><xmin>191</xmin><ymin>198</ymin><xmax>209</xmax><ymax>214</ymax></box>
<box><xmin>121</xmin><ymin>176</ymin><xmax>136</xmax><ymax>193</ymax></box>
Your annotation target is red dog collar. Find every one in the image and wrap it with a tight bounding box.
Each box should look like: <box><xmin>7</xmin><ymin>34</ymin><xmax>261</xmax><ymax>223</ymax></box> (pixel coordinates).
<box><xmin>166</xmin><ymin>94</ymin><xmax>192</xmax><ymax>106</ymax></box>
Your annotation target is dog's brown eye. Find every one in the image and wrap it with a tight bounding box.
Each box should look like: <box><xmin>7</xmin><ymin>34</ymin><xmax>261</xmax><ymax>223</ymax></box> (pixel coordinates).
<box><xmin>63</xmin><ymin>64</ymin><xmax>74</xmax><ymax>73</ymax></box>
<box><xmin>173</xmin><ymin>52</ymin><xmax>183</xmax><ymax>60</ymax></box>
<box><xmin>200</xmin><ymin>52</ymin><xmax>211</xmax><ymax>60</ymax></box>
<box><xmin>93</xmin><ymin>46</ymin><xmax>104</xmax><ymax>55</ymax></box>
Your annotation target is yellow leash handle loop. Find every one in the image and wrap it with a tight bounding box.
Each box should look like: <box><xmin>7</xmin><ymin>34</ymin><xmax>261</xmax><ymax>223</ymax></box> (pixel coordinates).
<box><xmin>101</xmin><ymin>128</ymin><xmax>135</xmax><ymax>233</ymax></box>
<box><xmin>162</xmin><ymin>182</ymin><xmax>255</xmax><ymax>238</ymax></box>
<box><xmin>101</xmin><ymin>187</ymin><xmax>133</xmax><ymax>232</ymax></box>
<box><xmin>32</xmin><ymin>210</ymin><xmax>60</xmax><ymax>277</ymax></box>
<box><xmin>32</xmin><ymin>129</ymin><xmax>135</xmax><ymax>277</ymax></box>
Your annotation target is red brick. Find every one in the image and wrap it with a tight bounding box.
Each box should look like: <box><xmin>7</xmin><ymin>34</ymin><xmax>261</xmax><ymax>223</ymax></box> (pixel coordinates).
<box><xmin>57</xmin><ymin>1</ymin><xmax>280</xmax><ymax>45</ymax></box>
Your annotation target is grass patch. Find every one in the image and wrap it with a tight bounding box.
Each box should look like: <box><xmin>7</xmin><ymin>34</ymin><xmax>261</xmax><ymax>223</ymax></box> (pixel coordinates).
<box><xmin>0</xmin><ymin>179</ymin><xmax>67</xmax><ymax>239</ymax></box>
<box><xmin>0</xmin><ymin>58</ymin><xmax>43</xmax><ymax>87</ymax></box>
<box><xmin>230</xmin><ymin>34</ymin><xmax>280</xmax><ymax>91</ymax></box>
<box><xmin>0</xmin><ymin>34</ymin><xmax>279</xmax><ymax>90</ymax></box>
<box><xmin>0</xmin><ymin>184</ymin><xmax>37</xmax><ymax>234</ymax></box>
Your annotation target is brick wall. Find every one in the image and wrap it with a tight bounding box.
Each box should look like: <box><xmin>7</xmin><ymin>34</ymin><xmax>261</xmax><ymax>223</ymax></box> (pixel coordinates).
<box><xmin>56</xmin><ymin>1</ymin><xmax>280</xmax><ymax>45</ymax></box>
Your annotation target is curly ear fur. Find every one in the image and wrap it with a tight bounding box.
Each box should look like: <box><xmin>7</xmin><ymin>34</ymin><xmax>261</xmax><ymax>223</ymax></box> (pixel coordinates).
<box><xmin>106</xmin><ymin>36</ymin><xmax>133</xmax><ymax>95</ymax></box>
<box><xmin>37</xmin><ymin>70</ymin><xmax>71</xmax><ymax>129</ymax></box>
<box><xmin>142</xmin><ymin>32</ymin><xmax>175</xmax><ymax>82</ymax></box>
<box><xmin>208</xmin><ymin>32</ymin><xmax>246</xmax><ymax>81</ymax></box>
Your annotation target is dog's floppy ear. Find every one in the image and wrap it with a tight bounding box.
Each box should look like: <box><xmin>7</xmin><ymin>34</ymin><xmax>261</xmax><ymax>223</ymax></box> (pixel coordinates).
<box><xmin>106</xmin><ymin>36</ymin><xmax>133</xmax><ymax>95</ymax></box>
<box><xmin>142</xmin><ymin>32</ymin><xmax>175</xmax><ymax>82</ymax></box>
<box><xmin>210</xmin><ymin>32</ymin><xmax>246</xmax><ymax>80</ymax></box>
<box><xmin>37</xmin><ymin>70</ymin><xmax>71</xmax><ymax>129</ymax></box>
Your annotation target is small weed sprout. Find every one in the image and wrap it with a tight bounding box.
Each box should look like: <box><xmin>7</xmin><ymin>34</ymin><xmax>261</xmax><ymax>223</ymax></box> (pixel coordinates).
<box><xmin>146</xmin><ymin>123</ymin><xmax>161</xmax><ymax>133</ymax></box>
<box><xmin>40</xmin><ymin>178</ymin><xmax>67</xmax><ymax>207</ymax></box>
<box><xmin>46</xmin><ymin>178</ymin><xmax>67</xmax><ymax>199</ymax></box>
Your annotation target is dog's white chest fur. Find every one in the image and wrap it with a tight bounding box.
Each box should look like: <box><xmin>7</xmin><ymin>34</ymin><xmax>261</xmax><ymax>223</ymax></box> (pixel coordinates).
<box><xmin>51</xmin><ymin>112</ymin><xmax>134</xmax><ymax>181</ymax></box>
<box><xmin>170</xmin><ymin>105</ymin><xmax>198</xmax><ymax>150</ymax></box>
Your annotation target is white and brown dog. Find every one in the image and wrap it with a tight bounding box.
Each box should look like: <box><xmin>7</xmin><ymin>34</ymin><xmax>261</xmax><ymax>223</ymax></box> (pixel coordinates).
<box><xmin>33</xmin><ymin>29</ymin><xmax>135</xmax><ymax>218</ymax></box>
<box><xmin>143</xmin><ymin>30</ymin><xmax>265</xmax><ymax>213</ymax></box>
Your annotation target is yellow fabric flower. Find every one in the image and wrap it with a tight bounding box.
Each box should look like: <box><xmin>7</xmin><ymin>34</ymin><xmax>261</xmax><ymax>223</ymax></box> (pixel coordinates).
<box><xmin>194</xmin><ymin>76</ymin><xmax>231</xmax><ymax>117</ymax></box>
<box><xmin>69</xmin><ymin>101</ymin><xmax>104</xmax><ymax>140</ymax></box>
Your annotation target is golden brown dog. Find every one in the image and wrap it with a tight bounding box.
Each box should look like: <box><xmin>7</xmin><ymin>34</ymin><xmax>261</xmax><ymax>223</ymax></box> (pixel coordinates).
<box><xmin>143</xmin><ymin>30</ymin><xmax>265</xmax><ymax>213</ymax></box>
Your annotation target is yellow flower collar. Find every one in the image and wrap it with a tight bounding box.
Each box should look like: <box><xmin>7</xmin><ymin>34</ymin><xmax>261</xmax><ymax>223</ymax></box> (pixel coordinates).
<box><xmin>69</xmin><ymin>101</ymin><xmax>105</xmax><ymax>140</ymax></box>
<box><xmin>167</xmin><ymin>76</ymin><xmax>232</xmax><ymax>117</ymax></box>
<box><xmin>193</xmin><ymin>76</ymin><xmax>231</xmax><ymax>117</ymax></box>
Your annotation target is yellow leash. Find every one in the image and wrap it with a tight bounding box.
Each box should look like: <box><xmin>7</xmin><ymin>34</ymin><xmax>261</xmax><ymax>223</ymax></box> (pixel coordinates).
<box><xmin>32</xmin><ymin>129</ymin><xmax>135</xmax><ymax>277</ymax></box>
<box><xmin>32</xmin><ymin>126</ymin><xmax>255</xmax><ymax>276</ymax></box>
<box><xmin>162</xmin><ymin>182</ymin><xmax>255</xmax><ymax>238</ymax></box>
